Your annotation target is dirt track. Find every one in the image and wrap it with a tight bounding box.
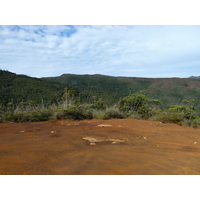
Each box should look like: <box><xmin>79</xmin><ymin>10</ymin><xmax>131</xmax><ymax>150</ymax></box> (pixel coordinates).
<box><xmin>1</xmin><ymin>119</ymin><xmax>200</xmax><ymax>175</ymax></box>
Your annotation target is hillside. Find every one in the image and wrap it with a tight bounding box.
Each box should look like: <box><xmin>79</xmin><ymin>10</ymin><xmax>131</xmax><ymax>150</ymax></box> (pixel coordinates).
<box><xmin>42</xmin><ymin>74</ymin><xmax>131</xmax><ymax>104</ymax></box>
<box><xmin>2</xmin><ymin>70</ymin><xmax>200</xmax><ymax>114</ymax></box>
<box><xmin>0</xmin><ymin>70</ymin><xmax>66</xmax><ymax>105</ymax></box>
<box><xmin>43</xmin><ymin>74</ymin><xmax>200</xmax><ymax>113</ymax></box>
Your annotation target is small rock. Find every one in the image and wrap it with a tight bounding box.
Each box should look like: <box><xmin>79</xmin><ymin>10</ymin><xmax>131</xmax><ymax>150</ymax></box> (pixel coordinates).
<box><xmin>20</xmin><ymin>130</ymin><xmax>25</xmax><ymax>133</ymax></box>
<box><xmin>194</xmin><ymin>142</ymin><xmax>197</xmax><ymax>145</ymax></box>
<box><xmin>143</xmin><ymin>137</ymin><xmax>147</xmax><ymax>140</ymax></box>
<box><xmin>50</xmin><ymin>131</ymin><xmax>55</xmax><ymax>134</ymax></box>
<box><xmin>90</xmin><ymin>142</ymin><xmax>96</xmax><ymax>146</ymax></box>
<box><xmin>112</xmin><ymin>142</ymin><xmax>119</xmax><ymax>144</ymax></box>
<box><xmin>98</xmin><ymin>124</ymin><xmax>112</xmax><ymax>127</ymax></box>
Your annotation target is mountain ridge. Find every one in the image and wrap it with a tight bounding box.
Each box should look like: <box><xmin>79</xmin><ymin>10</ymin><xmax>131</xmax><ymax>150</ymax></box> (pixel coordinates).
<box><xmin>189</xmin><ymin>76</ymin><xmax>200</xmax><ymax>79</ymax></box>
<box><xmin>42</xmin><ymin>73</ymin><xmax>200</xmax><ymax>112</ymax></box>
<box><xmin>1</xmin><ymin>69</ymin><xmax>200</xmax><ymax>114</ymax></box>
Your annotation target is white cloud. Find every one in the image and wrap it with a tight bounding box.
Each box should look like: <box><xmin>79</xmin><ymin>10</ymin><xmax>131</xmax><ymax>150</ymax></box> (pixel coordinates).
<box><xmin>0</xmin><ymin>25</ymin><xmax>200</xmax><ymax>77</ymax></box>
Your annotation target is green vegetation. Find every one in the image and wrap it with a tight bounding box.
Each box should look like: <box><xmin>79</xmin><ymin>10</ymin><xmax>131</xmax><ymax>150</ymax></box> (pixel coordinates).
<box><xmin>118</xmin><ymin>91</ymin><xmax>161</xmax><ymax>119</ymax></box>
<box><xmin>43</xmin><ymin>74</ymin><xmax>200</xmax><ymax>115</ymax></box>
<box><xmin>1</xmin><ymin>70</ymin><xmax>200</xmax><ymax>128</ymax></box>
<box><xmin>43</xmin><ymin>74</ymin><xmax>131</xmax><ymax>104</ymax></box>
<box><xmin>0</xmin><ymin>89</ymin><xmax>199</xmax><ymax>128</ymax></box>
<box><xmin>0</xmin><ymin>70</ymin><xmax>69</xmax><ymax>105</ymax></box>
<box><xmin>151</xmin><ymin>99</ymin><xmax>200</xmax><ymax>127</ymax></box>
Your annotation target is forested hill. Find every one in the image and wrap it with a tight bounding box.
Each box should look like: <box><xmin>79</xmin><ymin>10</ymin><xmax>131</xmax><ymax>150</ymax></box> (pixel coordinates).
<box><xmin>2</xmin><ymin>70</ymin><xmax>200</xmax><ymax>114</ymax></box>
<box><xmin>43</xmin><ymin>74</ymin><xmax>200</xmax><ymax>112</ymax></box>
<box><xmin>0</xmin><ymin>70</ymin><xmax>66</xmax><ymax>105</ymax></box>
<box><xmin>42</xmin><ymin>74</ymin><xmax>131</xmax><ymax>104</ymax></box>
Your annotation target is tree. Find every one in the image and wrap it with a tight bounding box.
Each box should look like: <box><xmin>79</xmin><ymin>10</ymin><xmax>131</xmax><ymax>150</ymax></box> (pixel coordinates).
<box><xmin>118</xmin><ymin>92</ymin><xmax>161</xmax><ymax>118</ymax></box>
<box><xmin>61</xmin><ymin>88</ymin><xmax>76</xmax><ymax>109</ymax></box>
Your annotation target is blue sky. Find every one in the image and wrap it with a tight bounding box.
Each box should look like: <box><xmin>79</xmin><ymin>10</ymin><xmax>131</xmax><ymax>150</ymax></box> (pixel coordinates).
<box><xmin>0</xmin><ymin>25</ymin><xmax>200</xmax><ymax>78</ymax></box>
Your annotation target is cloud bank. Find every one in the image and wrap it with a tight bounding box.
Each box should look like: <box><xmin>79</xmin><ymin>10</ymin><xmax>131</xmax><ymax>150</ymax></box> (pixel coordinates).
<box><xmin>0</xmin><ymin>25</ymin><xmax>200</xmax><ymax>78</ymax></box>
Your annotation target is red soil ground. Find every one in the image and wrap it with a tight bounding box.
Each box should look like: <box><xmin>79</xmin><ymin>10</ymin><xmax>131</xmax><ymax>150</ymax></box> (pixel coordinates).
<box><xmin>1</xmin><ymin>119</ymin><xmax>200</xmax><ymax>175</ymax></box>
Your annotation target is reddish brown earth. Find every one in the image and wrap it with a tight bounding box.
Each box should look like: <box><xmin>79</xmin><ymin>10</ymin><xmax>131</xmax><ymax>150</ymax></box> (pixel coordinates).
<box><xmin>1</xmin><ymin>119</ymin><xmax>200</xmax><ymax>175</ymax></box>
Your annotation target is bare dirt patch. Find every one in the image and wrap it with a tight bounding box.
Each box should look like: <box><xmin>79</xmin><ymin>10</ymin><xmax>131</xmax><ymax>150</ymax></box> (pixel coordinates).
<box><xmin>1</xmin><ymin>119</ymin><xmax>200</xmax><ymax>175</ymax></box>
<box><xmin>82</xmin><ymin>136</ymin><xmax>127</xmax><ymax>145</ymax></box>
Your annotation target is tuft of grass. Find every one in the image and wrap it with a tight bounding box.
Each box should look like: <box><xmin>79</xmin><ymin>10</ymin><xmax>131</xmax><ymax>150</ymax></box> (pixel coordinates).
<box><xmin>92</xmin><ymin>110</ymin><xmax>108</xmax><ymax>120</ymax></box>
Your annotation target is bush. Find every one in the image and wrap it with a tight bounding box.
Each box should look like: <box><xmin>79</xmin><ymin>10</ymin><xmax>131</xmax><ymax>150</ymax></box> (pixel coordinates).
<box><xmin>0</xmin><ymin>110</ymin><xmax>52</xmax><ymax>122</ymax></box>
<box><xmin>91</xmin><ymin>107</ymin><xmax>124</xmax><ymax>120</ymax></box>
<box><xmin>128</xmin><ymin>112</ymin><xmax>142</xmax><ymax>119</ymax></box>
<box><xmin>91</xmin><ymin>98</ymin><xmax>108</xmax><ymax>110</ymax></box>
<box><xmin>188</xmin><ymin>118</ymin><xmax>200</xmax><ymax>128</ymax></box>
<box><xmin>56</xmin><ymin>109</ymin><xmax>85</xmax><ymax>120</ymax></box>
<box><xmin>77</xmin><ymin>104</ymin><xmax>93</xmax><ymax>119</ymax></box>
<box><xmin>151</xmin><ymin>99</ymin><xmax>200</xmax><ymax>127</ymax></box>
<box><xmin>55</xmin><ymin>105</ymin><xmax>94</xmax><ymax>120</ymax></box>
<box><xmin>81</xmin><ymin>110</ymin><xmax>93</xmax><ymax>119</ymax></box>
<box><xmin>118</xmin><ymin>93</ymin><xmax>161</xmax><ymax>119</ymax></box>
<box><xmin>118</xmin><ymin>93</ymin><xmax>148</xmax><ymax>114</ymax></box>
<box><xmin>92</xmin><ymin>110</ymin><xmax>108</xmax><ymax>120</ymax></box>
<box><xmin>152</xmin><ymin>111</ymin><xmax>185</xmax><ymax>125</ymax></box>
<box><xmin>0</xmin><ymin>97</ymin><xmax>199</xmax><ymax>128</ymax></box>
<box><xmin>104</xmin><ymin>107</ymin><xmax>124</xmax><ymax>119</ymax></box>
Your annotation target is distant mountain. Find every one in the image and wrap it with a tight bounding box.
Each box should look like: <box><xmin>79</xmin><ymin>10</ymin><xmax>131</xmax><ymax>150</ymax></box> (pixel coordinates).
<box><xmin>189</xmin><ymin>76</ymin><xmax>200</xmax><ymax>79</ymax></box>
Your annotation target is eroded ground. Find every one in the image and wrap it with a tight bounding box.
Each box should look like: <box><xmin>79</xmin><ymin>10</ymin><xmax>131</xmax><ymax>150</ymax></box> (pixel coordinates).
<box><xmin>1</xmin><ymin>119</ymin><xmax>200</xmax><ymax>175</ymax></box>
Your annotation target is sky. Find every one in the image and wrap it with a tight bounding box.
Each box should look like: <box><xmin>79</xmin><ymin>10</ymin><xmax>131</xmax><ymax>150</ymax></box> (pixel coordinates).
<box><xmin>0</xmin><ymin>25</ymin><xmax>200</xmax><ymax>78</ymax></box>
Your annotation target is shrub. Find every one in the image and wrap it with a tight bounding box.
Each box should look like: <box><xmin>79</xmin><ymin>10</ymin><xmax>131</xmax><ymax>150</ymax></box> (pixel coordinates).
<box><xmin>1</xmin><ymin>110</ymin><xmax>52</xmax><ymax>122</ymax></box>
<box><xmin>152</xmin><ymin>111</ymin><xmax>185</xmax><ymax>125</ymax></box>
<box><xmin>151</xmin><ymin>99</ymin><xmax>200</xmax><ymax>127</ymax></box>
<box><xmin>77</xmin><ymin>104</ymin><xmax>93</xmax><ymax>119</ymax></box>
<box><xmin>118</xmin><ymin>93</ymin><xmax>148</xmax><ymax>114</ymax></box>
<box><xmin>104</xmin><ymin>107</ymin><xmax>124</xmax><ymax>119</ymax></box>
<box><xmin>81</xmin><ymin>110</ymin><xmax>93</xmax><ymax>119</ymax></box>
<box><xmin>91</xmin><ymin>98</ymin><xmax>108</xmax><ymax>110</ymax></box>
<box><xmin>188</xmin><ymin>118</ymin><xmax>200</xmax><ymax>128</ymax></box>
<box><xmin>91</xmin><ymin>107</ymin><xmax>124</xmax><ymax>120</ymax></box>
<box><xmin>128</xmin><ymin>112</ymin><xmax>142</xmax><ymax>119</ymax></box>
<box><xmin>92</xmin><ymin>110</ymin><xmax>108</xmax><ymax>120</ymax></box>
<box><xmin>118</xmin><ymin>93</ymin><xmax>161</xmax><ymax>119</ymax></box>
<box><xmin>56</xmin><ymin>109</ymin><xmax>85</xmax><ymax>120</ymax></box>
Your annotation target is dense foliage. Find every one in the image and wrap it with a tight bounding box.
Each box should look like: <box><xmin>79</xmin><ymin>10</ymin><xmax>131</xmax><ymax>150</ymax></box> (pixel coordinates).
<box><xmin>1</xmin><ymin>70</ymin><xmax>200</xmax><ymax>127</ymax></box>
<box><xmin>118</xmin><ymin>92</ymin><xmax>161</xmax><ymax>119</ymax></box>
<box><xmin>44</xmin><ymin>74</ymin><xmax>200</xmax><ymax>115</ymax></box>
<box><xmin>0</xmin><ymin>70</ymin><xmax>68</xmax><ymax>105</ymax></box>
<box><xmin>152</xmin><ymin>99</ymin><xmax>200</xmax><ymax>127</ymax></box>
<box><xmin>43</xmin><ymin>74</ymin><xmax>131</xmax><ymax>104</ymax></box>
